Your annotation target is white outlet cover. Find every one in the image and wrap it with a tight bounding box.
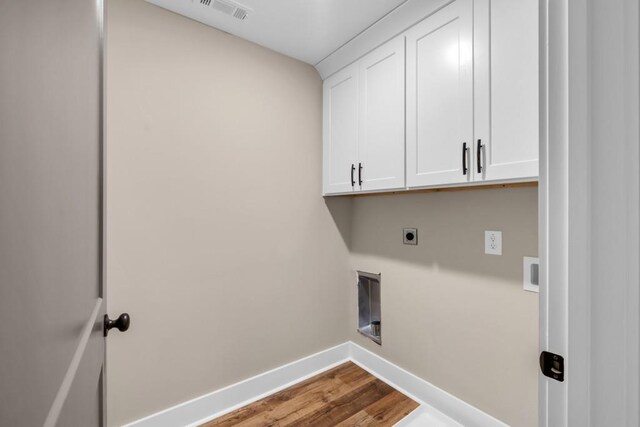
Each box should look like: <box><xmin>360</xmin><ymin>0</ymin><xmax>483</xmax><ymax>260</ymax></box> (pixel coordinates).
<box><xmin>523</xmin><ymin>256</ymin><xmax>540</xmax><ymax>293</ymax></box>
<box><xmin>484</xmin><ymin>230</ymin><xmax>502</xmax><ymax>255</ymax></box>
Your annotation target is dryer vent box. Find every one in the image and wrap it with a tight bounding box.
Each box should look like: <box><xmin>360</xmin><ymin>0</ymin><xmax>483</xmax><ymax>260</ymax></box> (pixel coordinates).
<box><xmin>357</xmin><ymin>271</ymin><xmax>381</xmax><ymax>345</ymax></box>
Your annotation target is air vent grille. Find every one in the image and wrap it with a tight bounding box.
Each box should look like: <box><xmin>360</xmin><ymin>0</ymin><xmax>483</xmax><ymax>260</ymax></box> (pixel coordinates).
<box><xmin>232</xmin><ymin>8</ymin><xmax>248</xmax><ymax>20</ymax></box>
<box><xmin>201</xmin><ymin>0</ymin><xmax>251</xmax><ymax>21</ymax></box>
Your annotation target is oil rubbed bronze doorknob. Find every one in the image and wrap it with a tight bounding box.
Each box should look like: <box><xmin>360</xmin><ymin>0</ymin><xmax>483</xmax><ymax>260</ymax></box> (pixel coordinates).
<box><xmin>104</xmin><ymin>313</ymin><xmax>130</xmax><ymax>337</ymax></box>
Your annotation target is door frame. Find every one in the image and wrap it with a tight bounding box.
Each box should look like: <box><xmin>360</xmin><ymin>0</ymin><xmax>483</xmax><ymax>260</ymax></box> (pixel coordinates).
<box><xmin>540</xmin><ymin>0</ymin><xmax>640</xmax><ymax>425</ymax></box>
<box><xmin>100</xmin><ymin>0</ymin><xmax>107</xmax><ymax>424</ymax></box>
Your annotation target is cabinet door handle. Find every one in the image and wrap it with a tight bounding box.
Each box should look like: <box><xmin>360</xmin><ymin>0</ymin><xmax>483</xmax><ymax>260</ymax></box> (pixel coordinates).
<box><xmin>477</xmin><ymin>139</ymin><xmax>484</xmax><ymax>173</ymax></box>
<box><xmin>351</xmin><ymin>164</ymin><xmax>355</xmax><ymax>187</ymax></box>
<box><xmin>462</xmin><ymin>143</ymin><xmax>468</xmax><ymax>175</ymax></box>
<box><xmin>358</xmin><ymin>163</ymin><xmax>363</xmax><ymax>187</ymax></box>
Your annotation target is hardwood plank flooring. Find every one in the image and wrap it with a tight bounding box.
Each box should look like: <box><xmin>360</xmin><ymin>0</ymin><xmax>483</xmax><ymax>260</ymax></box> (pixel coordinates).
<box><xmin>202</xmin><ymin>362</ymin><xmax>419</xmax><ymax>427</ymax></box>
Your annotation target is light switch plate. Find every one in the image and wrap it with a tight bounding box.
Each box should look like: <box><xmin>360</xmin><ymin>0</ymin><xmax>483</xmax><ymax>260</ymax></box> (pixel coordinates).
<box><xmin>523</xmin><ymin>257</ymin><xmax>540</xmax><ymax>293</ymax></box>
<box><xmin>485</xmin><ymin>230</ymin><xmax>502</xmax><ymax>255</ymax></box>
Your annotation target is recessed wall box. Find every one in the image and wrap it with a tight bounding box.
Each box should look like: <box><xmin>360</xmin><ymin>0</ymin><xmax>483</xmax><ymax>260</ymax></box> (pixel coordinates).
<box><xmin>357</xmin><ymin>271</ymin><xmax>382</xmax><ymax>345</ymax></box>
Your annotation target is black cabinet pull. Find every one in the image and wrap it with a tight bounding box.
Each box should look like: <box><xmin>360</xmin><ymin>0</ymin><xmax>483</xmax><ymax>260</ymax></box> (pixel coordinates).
<box><xmin>477</xmin><ymin>139</ymin><xmax>484</xmax><ymax>173</ymax></box>
<box><xmin>462</xmin><ymin>142</ymin><xmax>468</xmax><ymax>175</ymax></box>
<box><xmin>358</xmin><ymin>163</ymin><xmax>363</xmax><ymax>186</ymax></box>
<box><xmin>351</xmin><ymin>164</ymin><xmax>355</xmax><ymax>187</ymax></box>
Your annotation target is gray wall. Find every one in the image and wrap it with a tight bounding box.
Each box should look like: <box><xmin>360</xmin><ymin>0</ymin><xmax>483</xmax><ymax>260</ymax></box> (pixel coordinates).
<box><xmin>348</xmin><ymin>188</ymin><xmax>539</xmax><ymax>427</ymax></box>
<box><xmin>105</xmin><ymin>1</ymin><xmax>351</xmax><ymax>425</ymax></box>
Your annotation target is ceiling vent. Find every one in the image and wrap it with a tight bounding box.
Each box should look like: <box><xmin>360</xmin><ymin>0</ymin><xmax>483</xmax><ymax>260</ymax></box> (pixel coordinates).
<box><xmin>201</xmin><ymin>0</ymin><xmax>251</xmax><ymax>21</ymax></box>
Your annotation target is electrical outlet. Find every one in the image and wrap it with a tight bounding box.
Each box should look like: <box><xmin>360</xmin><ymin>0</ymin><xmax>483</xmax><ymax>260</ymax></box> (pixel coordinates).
<box><xmin>403</xmin><ymin>228</ymin><xmax>417</xmax><ymax>245</ymax></box>
<box><xmin>485</xmin><ymin>230</ymin><xmax>502</xmax><ymax>255</ymax></box>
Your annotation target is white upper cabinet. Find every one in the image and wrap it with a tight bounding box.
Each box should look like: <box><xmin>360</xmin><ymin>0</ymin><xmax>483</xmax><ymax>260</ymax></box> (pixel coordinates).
<box><xmin>358</xmin><ymin>36</ymin><xmax>406</xmax><ymax>192</ymax></box>
<box><xmin>474</xmin><ymin>0</ymin><xmax>539</xmax><ymax>182</ymax></box>
<box><xmin>323</xmin><ymin>63</ymin><xmax>359</xmax><ymax>195</ymax></box>
<box><xmin>323</xmin><ymin>37</ymin><xmax>405</xmax><ymax>195</ymax></box>
<box><xmin>322</xmin><ymin>0</ymin><xmax>538</xmax><ymax>195</ymax></box>
<box><xmin>406</xmin><ymin>0</ymin><xmax>473</xmax><ymax>188</ymax></box>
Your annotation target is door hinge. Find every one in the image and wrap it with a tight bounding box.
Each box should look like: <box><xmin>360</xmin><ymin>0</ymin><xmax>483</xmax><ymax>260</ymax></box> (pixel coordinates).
<box><xmin>540</xmin><ymin>351</ymin><xmax>564</xmax><ymax>382</ymax></box>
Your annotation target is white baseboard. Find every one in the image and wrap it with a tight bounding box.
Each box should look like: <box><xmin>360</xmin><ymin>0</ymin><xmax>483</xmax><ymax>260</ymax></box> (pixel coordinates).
<box><xmin>348</xmin><ymin>343</ymin><xmax>508</xmax><ymax>427</ymax></box>
<box><xmin>122</xmin><ymin>342</ymin><xmax>508</xmax><ymax>427</ymax></box>
<box><xmin>122</xmin><ymin>343</ymin><xmax>350</xmax><ymax>427</ymax></box>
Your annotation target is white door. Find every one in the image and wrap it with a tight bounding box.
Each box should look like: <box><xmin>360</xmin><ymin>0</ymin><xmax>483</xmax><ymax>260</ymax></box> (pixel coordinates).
<box><xmin>358</xmin><ymin>36</ymin><xmax>406</xmax><ymax>192</ymax></box>
<box><xmin>474</xmin><ymin>0</ymin><xmax>539</xmax><ymax>182</ymax></box>
<box><xmin>406</xmin><ymin>0</ymin><xmax>474</xmax><ymax>188</ymax></box>
<box><xmin>323</xmin><ymin>63</ymin><xmax>359</xmax><ymax>195</ymax></box>
<box><xmin>0</xmin><ymin>1</ymin><xmax>121</xmax><ymax>426</ymax></box>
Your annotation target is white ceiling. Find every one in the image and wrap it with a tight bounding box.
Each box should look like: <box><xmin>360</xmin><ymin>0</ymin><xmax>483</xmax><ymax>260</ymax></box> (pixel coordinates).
<box><xmin>145</xmin><ymin>0</ymin><xmax>408</xmax><ymax>65</ymax></box>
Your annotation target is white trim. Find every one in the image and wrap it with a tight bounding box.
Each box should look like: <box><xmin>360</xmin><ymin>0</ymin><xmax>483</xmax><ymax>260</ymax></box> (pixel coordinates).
<box><xmin>540</xmin><ymin>0</ymin><xmax>571</xmax><ymax>424</ymax></box>
<box><xmin>348</xmin><ymin>343</ymin><xmax>507</xmax><ymax>427</ymax></box>
<box><xmin>565</xmin><ymin>1</ymin><xmax>590</xmax><ymax>426</ymax></box>
<box><xmin>315</xmin><ymin>0</ymin><xmax>454</xmax><ymax>79</ymax></box>
<box><xmin>122</xmin><ymin>342</ymin><xmax>350</xmax><ymax>427</ymax></box>
<box><xmin>543</xmin><ymin>0</ymin><xmax>640</xmax><ymax>425</ymax></box>
<box><xmin>123</xmin><ymin>342</ymin><xmax>506</xmax><ymax>427</ymax></box>
<box><xmin>537</xmin><ymin>0</ymin><xmax>550</xmax><ymax>420</ymax></box>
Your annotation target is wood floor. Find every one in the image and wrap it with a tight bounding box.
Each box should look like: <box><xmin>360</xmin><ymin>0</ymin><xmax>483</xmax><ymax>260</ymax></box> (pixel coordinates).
<box><xmin>202</xmin><ymin>362</ymin><xmax>420</xmax><ymax>427</ymax></box>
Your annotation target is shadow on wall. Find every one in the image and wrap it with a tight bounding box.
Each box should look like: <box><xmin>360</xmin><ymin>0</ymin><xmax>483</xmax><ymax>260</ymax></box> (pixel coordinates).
<box><xmin>324</xmin><ymin>196</ymin><xmax>354</xmax><ymax>250</ymax></box>
<box><xmin>324</xmin><ymin>186</ymin><xmax>538</xmax><ymax>282</ymax></box>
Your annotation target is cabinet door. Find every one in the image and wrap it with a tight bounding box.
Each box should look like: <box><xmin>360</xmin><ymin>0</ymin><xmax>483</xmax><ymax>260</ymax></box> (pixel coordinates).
<box><xmin>474</xmin><ymin>0</ymin><xmax>539</xmax><ymax>182</ymax></box>
<box><xmin>358</xmin><ymin>36</ymin><xmax>406</xmax><ymax>192</ymax></box>
<box><xmin>323</xmin><ymin>63</ymin><xmax>359</xmax><ymax>195</ymax></box>
<box><xmin>406</xmin><ymin>0</ymin><xmax>474</xmax><ymax>188</ymax></box>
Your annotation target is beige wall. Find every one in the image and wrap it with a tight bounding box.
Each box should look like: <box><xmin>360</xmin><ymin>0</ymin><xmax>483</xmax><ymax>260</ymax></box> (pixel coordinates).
<box><xmin>105</xmin><ymin>1</ymin><xmax>352</xmax><ymax>425</ymax></box>
<box><xmin>348</xmin><ymin>187</ymin><xmax>538</xmax><ymax>427</ymax></box>
<box><xmin>107</xmin><ymin>2</ymin><xmax>538</xmax><ymax>426</ymax></box>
